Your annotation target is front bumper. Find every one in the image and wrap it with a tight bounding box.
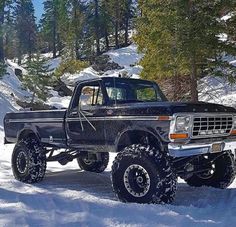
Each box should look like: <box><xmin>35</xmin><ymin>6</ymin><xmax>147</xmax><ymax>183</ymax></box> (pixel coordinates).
<box><xmin>168</xmin><ymin>140</ymin><xmax>236</xmax><ymax>157</ymax></box>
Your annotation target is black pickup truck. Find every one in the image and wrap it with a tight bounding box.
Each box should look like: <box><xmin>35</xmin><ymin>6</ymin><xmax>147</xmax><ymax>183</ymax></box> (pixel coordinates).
<box><xmin>4</xmin><ymin>77</ymin><xmax>236</xmax><ymax>204</ymax></box>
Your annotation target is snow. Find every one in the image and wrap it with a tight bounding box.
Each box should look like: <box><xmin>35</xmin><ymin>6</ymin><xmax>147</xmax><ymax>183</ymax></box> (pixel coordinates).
<box><xmin>2</xmin><ymin>141</ymin><xmax>236</xmax><ymax>226</ymax></box>
<box><xmin>221</xmin><ymin>12</ymin><xmax>235</xmax><ymax>21</ymax></box>
<box><xmin>103</xmin><ymin>44</ymin><xmax>143</xmax><ymax>79</ymax></box>
<box><xmin>61</xmin><ymin>67</ymin><xmax>100</xmax><ymax>86</ymax></box>
<box><xmin>47</xmin><ymin>57</ymin><xmax>61</xmax><ymax>71</ymax></box>
<box><xmin>199</xmin><ymin>56</ymin><xmax>236</xmax><ymax>108</ymax></box>
<box><xmin>2</xmin><ymin>45</ymin><xmax>236</xmax><ymax>226</ymax></box>
<box><xmin>46</xmin><ymin>90</ymin><xmax>71</xmax><ymax>109</ymax></box>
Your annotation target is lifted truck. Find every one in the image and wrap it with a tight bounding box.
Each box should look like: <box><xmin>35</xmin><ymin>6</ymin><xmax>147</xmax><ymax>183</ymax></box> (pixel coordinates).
<box><xmin>4</xmin><ymin>77</ymin><xmax>236</xmax><ymax>204</ymax></box>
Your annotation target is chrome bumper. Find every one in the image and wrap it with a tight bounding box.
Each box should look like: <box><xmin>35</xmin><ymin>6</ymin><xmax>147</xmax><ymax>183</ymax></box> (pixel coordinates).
<box><xmin>168</xmin><ymin>141</ymin><xmax>236</xmax><ymax>157</ymax></box>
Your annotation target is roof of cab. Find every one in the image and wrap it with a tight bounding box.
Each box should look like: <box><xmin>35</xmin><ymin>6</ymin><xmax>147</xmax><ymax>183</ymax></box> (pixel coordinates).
<box><xmin>76</xmin><ymin>76</ymin><xmax>154</xmax><ymax>84</ymax></box>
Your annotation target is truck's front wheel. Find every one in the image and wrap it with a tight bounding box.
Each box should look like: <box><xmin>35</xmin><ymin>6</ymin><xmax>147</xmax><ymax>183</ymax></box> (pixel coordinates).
<box><xmin>185</xmin><ymin>151</ymin><xmax>235</xmax><ymax>189</ymax></box>
<box><xmin>77</xmin><ymin>152</ymin><xmax>109</xmax><ymax>173</ymax></box>
<box><xmin>111</xmin><ymin>144</ymin><xmax>177</xmax><ymax>204</ymax></box>
<box><xmin>12</xmin><ymin>138</ymin><xmax>47</xmax><ymax>183</ymax></box>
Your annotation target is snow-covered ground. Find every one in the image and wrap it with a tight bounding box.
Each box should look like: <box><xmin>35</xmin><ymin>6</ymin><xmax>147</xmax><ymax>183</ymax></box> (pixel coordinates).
<box><xmin>2</xmin><ymin>142</ymin><xmax>236</xmax><ymax>227</ymax></box>
<box><xmin>2</xmin><ymin>45</ymin><xmax>236</xmax><ymax>226</ymax></box>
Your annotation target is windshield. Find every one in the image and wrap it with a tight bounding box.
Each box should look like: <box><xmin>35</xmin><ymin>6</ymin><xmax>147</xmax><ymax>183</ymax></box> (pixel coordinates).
<box><xmin>104</xmin><ymin>78</ymin><xmax>167</xmax><ymax>103</ymax></box>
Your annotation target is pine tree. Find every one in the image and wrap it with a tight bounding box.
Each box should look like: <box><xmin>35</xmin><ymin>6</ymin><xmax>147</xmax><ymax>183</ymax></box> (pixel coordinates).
<box><xmin>0</xmin><ymin>0</ymin><xmax>12</xmax><ymax>79</ymax></box>
<box><xmin>0</xmin><ymin>0</ymin><xmax>12</xmax><ymax>62</ymax></box>
<box><xmin>94</xmin><ymin>0</ymin><xmax>100</xmax><ymax>55</ymax></box>
<box><xmin>123</xmin><ymin>0</ymin><xmax>132</xmax><ymax>46</ymax></box>
<box><xmin>4</xmin><ymin>2</ymin><xmax>15</xmax><ymax>59</ymax></box>
<box><xmin>68</xmin><ymin>0</ymin><xmax>86</xmax><ymax>59</ymax></box>
<box><xmin>23</xmin><ymin>54</ymin><xmax>51</xmax><ymax>103</ymax></box>
<box><xmin>41</xmin><ymin>0</ymin><xmax>61</xmax><ymax>58</ymax></box>
<box><xmin>0</xmin><ymin>0</ymin><xmax>5</xmax><ymax>62</ymax></box>
<box><xmin>14</xmin><ymin>0</ymin><xmax>38</xmax><ymax>64</ymax></box>
<box><xmin>100</xmin><ymin>0</ymin><xmax>112</xmax><ymax>51</ymax></box>
<box><xmin>136</xmin><ymin>0</ymin><xmax>236</xmax><ymax>102</ymax></box>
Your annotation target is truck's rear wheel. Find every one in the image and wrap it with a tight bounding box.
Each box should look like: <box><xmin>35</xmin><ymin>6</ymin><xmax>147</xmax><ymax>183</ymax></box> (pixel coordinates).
<box><xmin>185</xmin><ymin>151</ymin><xmax>235</xmax><ymax>188</ymax></box>
<box><xmin>77</xmin><ymin>152</ymin><xmax>109</xmax><ymax>173</ymax></box>
<box><xmin>111</xmin><ymin>144</ymin><xmax>177</xmax><ymax>204</ymax></box>
<box><xmin>12</xmin><ymin>138</ymin><xmax>46</xmax><ymax>183</ymax></box>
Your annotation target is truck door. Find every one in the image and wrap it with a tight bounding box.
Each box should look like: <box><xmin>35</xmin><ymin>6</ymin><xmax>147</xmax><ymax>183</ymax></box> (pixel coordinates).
<box><xmin>66</xmin><ymin>80</ymin><xmax>107</xmax><ymax>149</ymax></box>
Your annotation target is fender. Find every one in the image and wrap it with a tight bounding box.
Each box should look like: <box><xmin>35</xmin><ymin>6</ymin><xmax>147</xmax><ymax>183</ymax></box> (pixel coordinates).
<box><xmin>17</xmin><ymin>124</ymin><xmax>41</xmax><ymax>142</ymax></box>
<box><xmin>114</xmin><ymin>125</ymin><xmax>167</xmax><ymax>152</ymax></box>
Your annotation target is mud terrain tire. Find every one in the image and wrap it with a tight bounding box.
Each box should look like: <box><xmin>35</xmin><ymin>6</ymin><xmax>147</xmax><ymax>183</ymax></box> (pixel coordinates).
<box><xmin>111</xmin><ymin>144</ymin><xmax>177</xmax><ymax>204</ymax></box>
<box><xmin>12</xmin><ymin>138</ymin><xmax>46</xmax><ymax>183</ymax></box>
<box><xmin>77</xmin><ymin>152</ymin><xmax>109</xmax><ymax>173</ymax></box>
<box><xmin>185</xmin><ymin>151</ymin><xmax>235</xmax><ymax>189</ymax></box>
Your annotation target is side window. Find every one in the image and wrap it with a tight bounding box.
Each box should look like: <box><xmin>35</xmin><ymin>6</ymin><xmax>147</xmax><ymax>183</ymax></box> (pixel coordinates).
<box><xmin>79</xmin><ymin>83</ymin><xmax>104</xmax><ymax>109</ymax></box>
<box><xmin>106</xmin><ymin>87</ymin><xmax>126</xmax><ymax>101</ymax></box>
<box><xmin>136</xmin><ymin>87</ymin><xmax>157</xmax><ymax>101</ymax></box>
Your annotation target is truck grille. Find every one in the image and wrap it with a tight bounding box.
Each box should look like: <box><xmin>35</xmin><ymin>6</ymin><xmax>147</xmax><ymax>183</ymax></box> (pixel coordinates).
<box><xmin>192</xmin><ymin>115</ymin><xmax>233</xmax><ymax>138</ymax></box>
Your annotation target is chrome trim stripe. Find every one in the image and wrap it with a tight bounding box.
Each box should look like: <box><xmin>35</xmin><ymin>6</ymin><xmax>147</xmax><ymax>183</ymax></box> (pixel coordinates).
<box><xmin>41</xmin><ymin>138</ymin><xmax>66</xmax><ymax>142</ymax></box>
<box><xmin>8</xmin><ymin>118</ymin><xmax>64</xmax><ymax>123</ymax></box>
<box><xmin>7</xmin><ymin>116</ymin><xmax>172</xmax><ymax>123</ymax></box>
<box><xmin>66</xmin><ymin>116</ymin><xmax>172</xmax><ymax>122</ymax></box>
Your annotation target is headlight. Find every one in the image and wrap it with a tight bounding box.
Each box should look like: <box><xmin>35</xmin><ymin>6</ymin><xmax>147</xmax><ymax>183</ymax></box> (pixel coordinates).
<box><xmin>175</xmin><ymin>116</ymin><xmax>190</xmax><ymax>132</ymax></box>
<box><xmin>233</xmin><ymin>116</ymin><xmax>236</xmax><ymax>128</ymax></box>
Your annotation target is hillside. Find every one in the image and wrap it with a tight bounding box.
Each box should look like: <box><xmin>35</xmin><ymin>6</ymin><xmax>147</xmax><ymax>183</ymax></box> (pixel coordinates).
<box><xmin>1</xmin><ymin>45</ymin><xmax>236</xmax><ymax>226</ymax></box>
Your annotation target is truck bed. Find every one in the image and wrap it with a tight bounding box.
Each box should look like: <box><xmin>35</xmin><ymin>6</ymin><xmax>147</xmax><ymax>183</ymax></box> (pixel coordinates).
<box><xmin>4</xmin><ymin>109</ymin><xmax>67</xmax><ymax>147</ymax></box>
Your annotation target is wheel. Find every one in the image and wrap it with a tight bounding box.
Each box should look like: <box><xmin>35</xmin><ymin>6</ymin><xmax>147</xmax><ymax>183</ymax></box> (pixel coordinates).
<box><xmin>12</xmin><ymin>138</ymin><xmax>47</xmax><ymax>183</ymax></box>
<box><xmin>111</xmin><ymin>144</ymin><xmax>177</xmax><ymax>204</ymax></box>
<box><xmin>185</xmin><ymin>151</ymin><xmax>235</xmax><ymax>189</ymax></box>
<box><xmin>77</xmin><ymin>152</ymin><xmax>109</xmax><ymax>173</ymax></box>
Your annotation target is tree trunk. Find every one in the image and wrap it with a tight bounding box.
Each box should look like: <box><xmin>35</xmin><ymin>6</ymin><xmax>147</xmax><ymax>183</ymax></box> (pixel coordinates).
<box><xmin>124</xmin><ymin>17</ymin><xmax>129</xmax><ymax>46</ymax></box>
<box><xmin>0</xmin><ymin>0</ymin><xmax>5</xmax><ymax>62</ymax></box>
<box><xmin>58</xmin><ymin>33</ymin><xmax>63</xmax><ymax>56</ymax></box>
<box><xmin>115</xmin><ymin>20</ymin><xmax>119</xmax><ymax>49</ymax></box>
<box><xmin>75</xmin><ymin>36</ymin><xmax>80</xmax><ymax>60</ymax></box>
<box><xmin>72</xmin><ymin>0</ymin><xmax>80</xmax><ymax>60</ymax></box>
<box><xmin>190</xmin><ymin>55</ymin><xmax>198</xmax><ymax>102</ymax></box>
<box><xmin>17</xmin><ymin>41</ymin><xmax>22</xmax><ymax>65</ymax></box>
<box><xmin>28</xmin><ymin>33</ymin><xmax>32</xmax><ymax>62</ymax></box>
<box><xmin>114</xmin><ymin>0</ymin><xmax>119</xmax><ymax>49</ymax></box>
<box><xmin>94</xmin><ymin>0</ymin><xmax>100</xmax><ymax>55</ymax></box>
<box><xmin>104</xmin><ymin>28</ymin><xmax>109</xmax><ymax>51</ymax></box>
<box><xmin>124</xmin><ymin>0</ymin><xmax>131</xmax><ymax>46</ymax></box>
<box><xmin>52</xmin><ymin>19</ymin><xmax>57</xmax><ymax>58</ymax></box>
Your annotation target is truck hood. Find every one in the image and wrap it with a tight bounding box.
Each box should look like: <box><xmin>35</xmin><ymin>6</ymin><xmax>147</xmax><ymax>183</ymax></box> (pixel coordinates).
<box><xmin>116</xmin><ymin>101</ymin><xmax>236</xmax><ymax>116</ymax></box>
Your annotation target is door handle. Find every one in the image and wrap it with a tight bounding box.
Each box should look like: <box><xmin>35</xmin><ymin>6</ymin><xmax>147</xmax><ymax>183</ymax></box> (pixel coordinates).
<box><xmin>82</xmin><ymin>110</ymin><xmax>94</xmax><ymax>116</ymax></box>
<box><xmin>70</xmin><ymin>111</ymin><xmax>78</xmax><ymax>116</ymax></box>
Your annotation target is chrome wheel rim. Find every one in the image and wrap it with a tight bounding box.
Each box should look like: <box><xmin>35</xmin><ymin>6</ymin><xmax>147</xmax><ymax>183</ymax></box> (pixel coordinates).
<box><xmin>16</xmin><ymin>151</ymin><xmax>28</xmax><ymax>174</ymax></box>
<box><xmin>123</xmin><ymin>164</ymin><xmax>151</xmax><ymax>198</ymax></box>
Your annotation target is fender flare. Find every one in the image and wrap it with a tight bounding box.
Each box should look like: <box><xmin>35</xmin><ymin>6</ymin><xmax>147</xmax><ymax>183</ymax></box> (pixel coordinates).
<box><xmin>17</xmin><ymin>125</ymin><xmax>41</xmax><ymax>142</ymax></box>
<box><xmin>114</xmin><ymin>126</ymin><xmax>165</xmax><ymax>152</ymax></box>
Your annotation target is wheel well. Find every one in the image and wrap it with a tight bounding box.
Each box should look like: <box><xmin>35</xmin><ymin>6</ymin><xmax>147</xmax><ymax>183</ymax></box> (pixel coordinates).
<box><xmin>117</xmin><ymin>130</ymin><xmax>161</xmax><ymax>152</ymax></box>
<box><xmin>18</xmin><ymin>129</ymin><xmax>39</xmax><ymax>142</ymax></box>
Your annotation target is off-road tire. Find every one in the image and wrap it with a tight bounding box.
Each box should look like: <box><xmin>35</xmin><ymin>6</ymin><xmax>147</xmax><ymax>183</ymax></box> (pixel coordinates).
<box><xmin>12</xmin><ymin>138</ymin><xmax>47</xmax><ymax>183</ymax></box>
<box><xmin>185</xmin><ymin>151</ymin><xmax>235</xmax><ymax>189</ymax></box>
<box><xmin>77</xmin><ymin>152</ymin><xmax>109</xmax><ymax>173</ymax></box>
<box><xmin>111</xmin><ymin>144</ymin><xmax>177</xmax><ymax>204</ymax></box>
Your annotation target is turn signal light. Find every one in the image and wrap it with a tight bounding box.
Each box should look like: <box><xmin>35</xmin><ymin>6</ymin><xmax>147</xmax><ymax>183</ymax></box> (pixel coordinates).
<box><xmin>158</xmin><ymin>116</ymin><xmax>171</xmax><ymax>121</ymax></box>
<box><xmin>170</xmin><ymin>133</ymin><xmax>189</xmax><ymax>140</ymax></box>
<box><xmin>231</xmin><ymin>130</ymin><xmax>236</xmax><ymax>135</ymax></box>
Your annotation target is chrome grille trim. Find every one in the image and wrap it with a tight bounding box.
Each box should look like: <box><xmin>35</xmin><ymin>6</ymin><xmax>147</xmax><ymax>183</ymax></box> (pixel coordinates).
<box><xmin>191</xmin><ymin>115</ymin><xmax>233</xmax><ymax>138</ymax></box>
